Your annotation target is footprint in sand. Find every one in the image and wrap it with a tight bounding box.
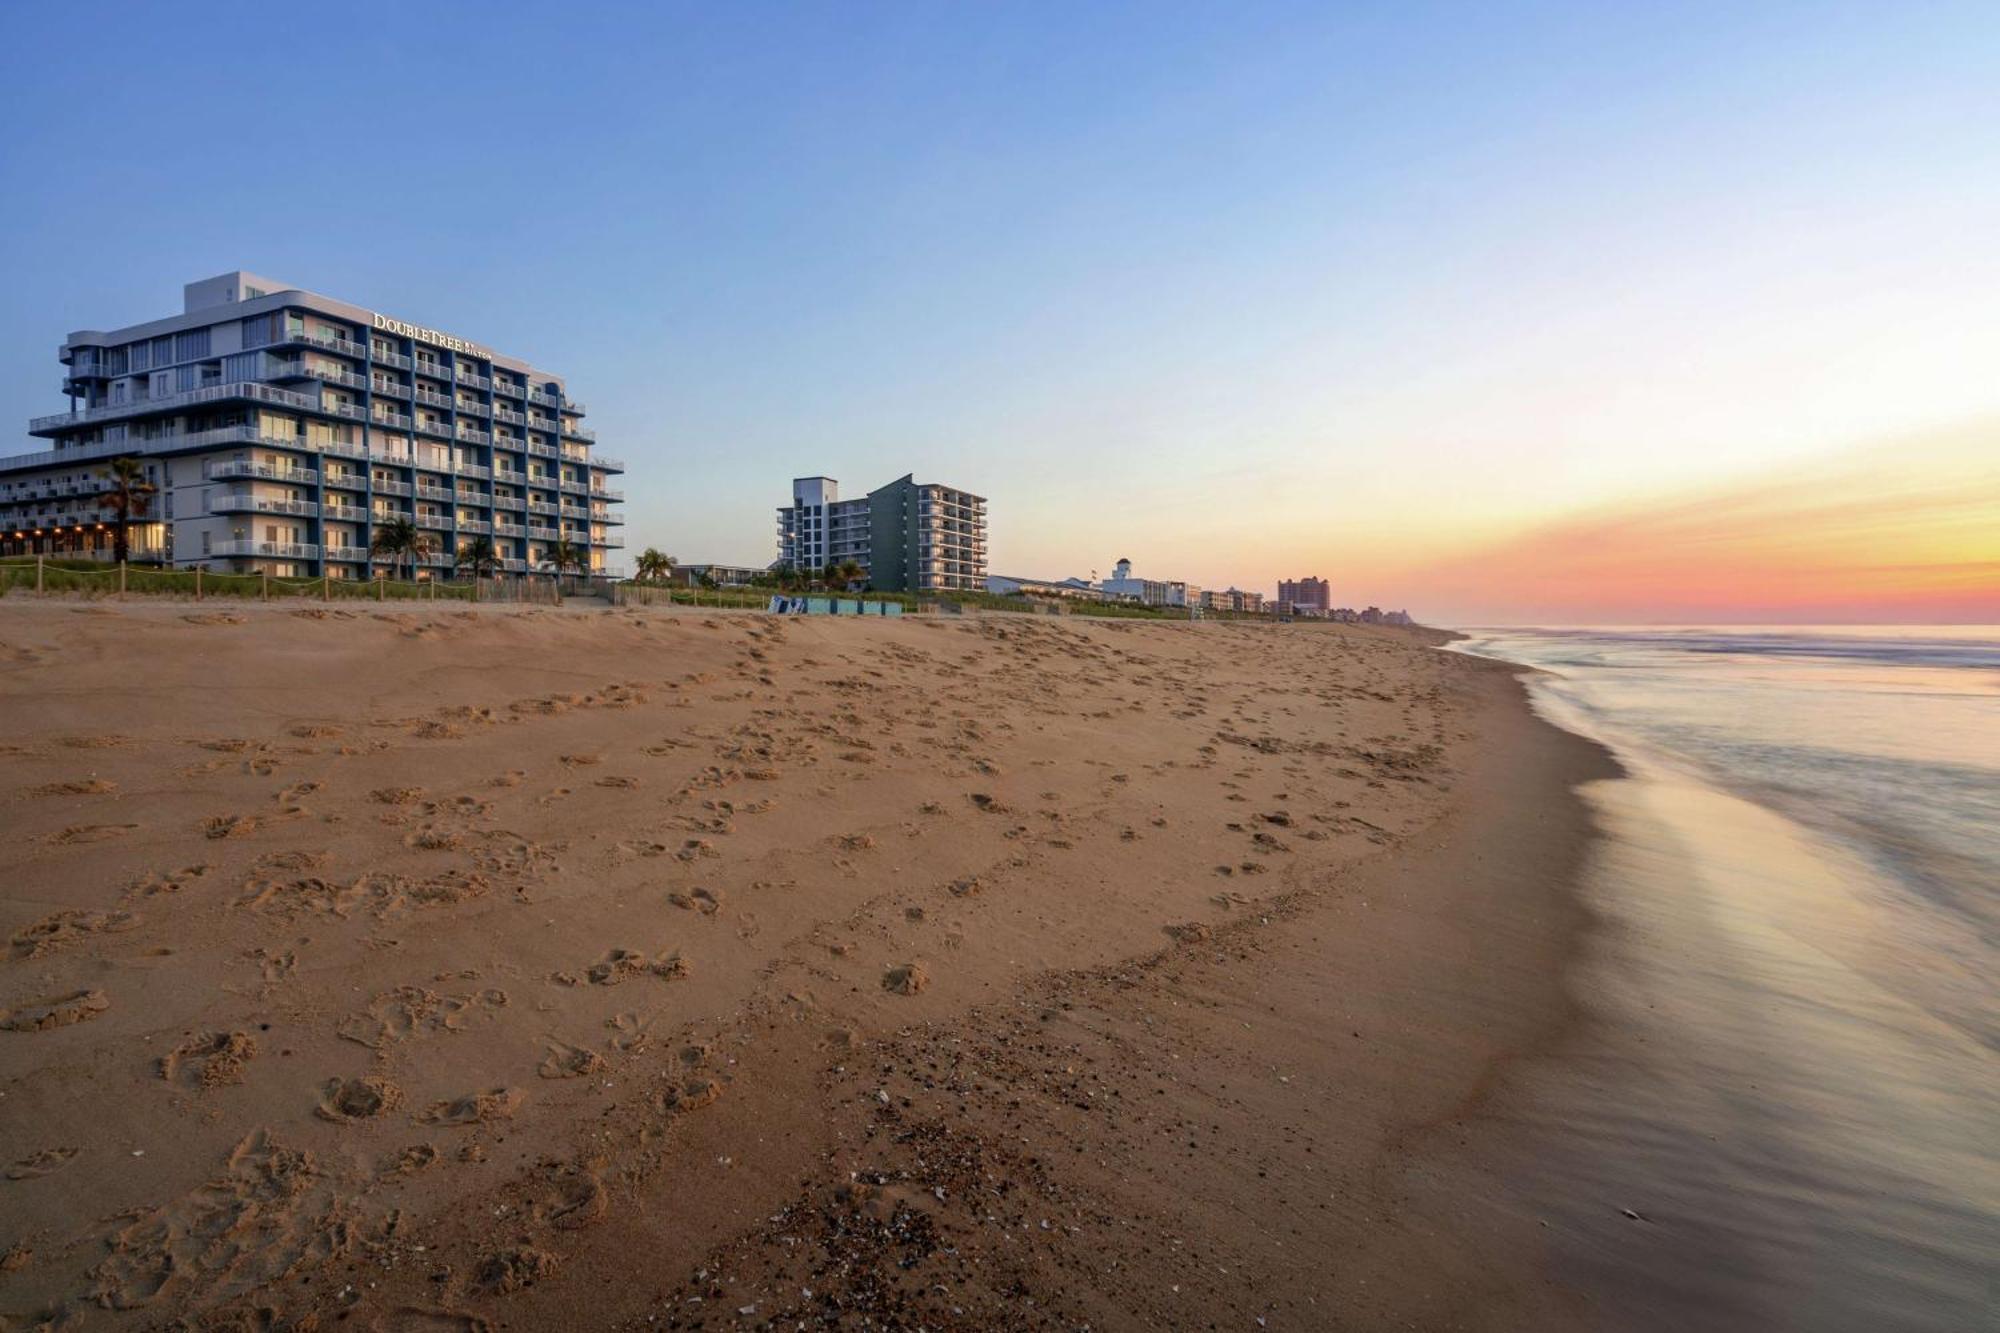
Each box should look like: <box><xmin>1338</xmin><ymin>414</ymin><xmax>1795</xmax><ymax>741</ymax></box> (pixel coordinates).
<box><xmin>6</xmin><ymin>1146</ymin><xmax>80</xmax><ymax>1180</ymax></box>
<box><xmin>203</xmin><ymin>813</ymin><xmax>259</xmax><ymax>840</ymax></box>
<box><xmin>475</xmin><ymin>1244</ymin><xmax>559</xmax><ymax>1294</ymax></box>
<box><xmin>666</xmin><ymin>887</ymin><xmax>722</xmax><ymax>915</ymax></box>
<box><xmin>537</xmin><ymin>1041</ymin><xmax>606</xmax><ymax>1079</ymax></box>
<box><xmin>160</xmin><ymin>1031</ymin><xmax>258</xmax><ymax>1088</ymax></box>
<box><xmin>27</xmin><ymin>778</ymin><xmax>117</xmax><ymax>797</ymax></box>
<box><xmin>881</xmin><ymin>963</ymin><xmax>930</xmax><ymax>995</ymax></box>
<box><xmin>418</xmin><ymin>1087</ymin><xmax>523</xmax><ymax>1126</ymax></box>
<box><xmin>379</xmin><ymin>1143</ymin><xmax>439</xmax><ymax>1180</ymax></box>
<box><xmin>1</xmin><ymin>989</ymin><xmax>110</xmax><ymax>1032</ymax></box>
<box><xmin>316</xmin><ymin>1075</ymin><xmax>403</xmax><ymax>1122</ymax></box>
<box><xmin>49</xmin><ymin>823</ymin><xmax>138</xmax><ymax>845</ymax></box>
<box><xmin>10</xmin><ymin>909</ymin><xmax>138</xmax><ymax>959</ymax></box>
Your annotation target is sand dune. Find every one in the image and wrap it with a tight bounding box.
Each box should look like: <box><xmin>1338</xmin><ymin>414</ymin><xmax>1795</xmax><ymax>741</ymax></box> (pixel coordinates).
<box><xmin>0</xmin><ymin>601</ymin><xmax>1604</xmax><ymax>1329</ymax></box>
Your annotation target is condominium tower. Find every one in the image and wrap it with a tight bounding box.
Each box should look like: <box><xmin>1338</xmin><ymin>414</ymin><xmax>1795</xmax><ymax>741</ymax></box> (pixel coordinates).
<box><xmin>0</xmin><ymin>270</ymin><xmax>625</xmax><ymax>576</ymax></box>
<box><xmin>776</xmin><ymin>474</ymin><xmax>986</xmax><ymax>593</ymax></box>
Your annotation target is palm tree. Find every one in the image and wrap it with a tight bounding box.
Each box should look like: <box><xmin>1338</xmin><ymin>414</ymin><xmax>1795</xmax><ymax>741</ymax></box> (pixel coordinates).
<box><xmin>542</xmin><ymin>537</ymin><xmax>585</xmax><ymax>583</ymax></box>
<box><xmin>634</xmin><ymin>548</ymin><xmax>677</xmax><ymax>583</ymax></box>
<box><xmin>454</xmin><ymin>534</ymin><xmax>498</xmax><ymax>580</ymax></box>
<box><xmin>829</xmin><ymin>557</ymin><xmax>865</xmax><ymax>591</ymax></box>
<box><xmin>370</xmin><ymin>516</ymin><xmax>433</xmax><ymax>581</ymax></box>
<box><xmin>102</xmin><ymin>457</ymin><xmax>157</xmax><ymax>565</ymax></box>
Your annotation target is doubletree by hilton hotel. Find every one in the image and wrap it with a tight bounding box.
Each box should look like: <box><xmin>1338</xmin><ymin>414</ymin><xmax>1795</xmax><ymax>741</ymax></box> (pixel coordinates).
<box><xmin>0</xmin><ymin>270</ymin><xmax>625</xmax><ymax>577</ymax></box>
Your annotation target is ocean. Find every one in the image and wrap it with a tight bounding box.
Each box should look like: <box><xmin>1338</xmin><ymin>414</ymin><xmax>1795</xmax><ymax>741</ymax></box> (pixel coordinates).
<box><xmin>1450</xmin><ymin>627</ymin><xmax>1999</xmax><ymax>1332</ymax></box>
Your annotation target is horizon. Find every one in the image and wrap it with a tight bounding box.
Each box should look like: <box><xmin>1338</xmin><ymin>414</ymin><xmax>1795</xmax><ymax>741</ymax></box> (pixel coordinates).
<box><xmin>1</xmin><ymin>3</ymin><xmax>1995</xmax><ymax>621</ymax></box>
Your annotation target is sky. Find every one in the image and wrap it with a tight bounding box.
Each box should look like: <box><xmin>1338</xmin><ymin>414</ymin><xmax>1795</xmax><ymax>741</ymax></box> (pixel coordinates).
<box><xmin>1</xmin><ymin>2</ymin><xmax>1995</xmax><ymax>622</ymax></box>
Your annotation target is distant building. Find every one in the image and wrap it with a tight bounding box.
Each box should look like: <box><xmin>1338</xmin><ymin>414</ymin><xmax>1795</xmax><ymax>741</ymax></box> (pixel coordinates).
<box><xmin>672</xmin><ymin>562</ymin><xmax>768</xmax><ymax>587</ymax></box>
<box><xmin>1101</xmin><ymin>557</ymin><xmax>1198</xmax><ymax>608</ymax></box>
<box><xmin>987</xmin><ymin>573</ymin><xmax>1096</xmax><ymax>599</ymax></box>
<box><xmin>1359</xmin><ymin>606</ymin><xmax>1383</xmax><ymax>624</ymax></box>
<box><xmin>1200</xmin><ymin>587</ymin><xmax>1265</xmax><ymax>613</ymax></box>
<box><xmin>1276</xmin><ymin>576</ymin><xmax>1329</xmax><ymax>615</ymax></box>
<box><xmin>776</xmin><ymin>473</ymin><xmax>986</xmax><ymax>593</ymax></box>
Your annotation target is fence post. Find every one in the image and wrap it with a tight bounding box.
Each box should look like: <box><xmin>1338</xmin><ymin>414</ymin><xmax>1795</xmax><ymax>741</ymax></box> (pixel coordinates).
<box><xmin>36</xmin><ymin>555</ymin><xmax>44</xmax><ymax>594</ymax></box>
<box><xmin>261</xmin><ymin>571</ymin><xmax>269</xmax><ymax>601</ymax></box>
<box><xmin>323</xmin><ymin>574</ymin><xmax>331</xmax><ymax>603</ymax></box>
<box><xmin>428</xmin><ymin>578</ymin><xmax>435</xmax><ymax>601</ymax></box>
<box><xmin>195</xmin><ymin>567</ymin><xmax>203</xmax><ymax>600</ymax></box>
<box><xmin>119</xmin><ymin>561</ymin><xmax>127</xmax><ymax>596</ymax></box>
<box><xmin>377</xmin><ymin>576</ymin><xmax>385</xmax><ymax>602</ymax></box>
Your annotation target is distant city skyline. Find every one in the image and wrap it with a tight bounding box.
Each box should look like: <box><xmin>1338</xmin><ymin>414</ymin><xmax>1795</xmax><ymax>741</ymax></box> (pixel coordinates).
<box><xmin>2</xmin><ymin>3</ymin><xmax>1995</xmax><ymax>621</ymax></box>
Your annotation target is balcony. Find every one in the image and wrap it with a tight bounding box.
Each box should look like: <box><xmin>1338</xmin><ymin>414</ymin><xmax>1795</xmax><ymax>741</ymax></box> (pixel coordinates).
<box><xmin>370</xmin><ymin>479</ymin><xmax>413</xmax><ymax>496</ymax></box>
<box><xmin>458</xmin><ymin>372</ymin><xmax>491</xmax><ymax>391</ymax></box>
<box><xmin>494</xmin><ymin>522</ymin><xmax>527</xmax><ymax>537</ymax></box>
<box><xmin>370</xmin><ymin>379</ymin><xmax>412</xmax><ymax>398</ymax></box>
<box><xmin>526</xmin><ymin>390</ymin><xmax>558</xmax><ymax>408</ymax></box>
<box><xmin>372</xmin><ymin>411</ymin><xmax>414</xmax><ymax>430</ymax></box>
<box><xmin>455</xmin><ymin>462</ymin><xmax>491</xmax><ymax>479</ymax></box>
<box><xmin>591</xmin><ymin>486</ymin><xmax>625</xmax><ymax>501</ymax></box>
<box><xmin>414</xmin><ymin>390</ymin><xmax>454</xmax><ymax>409</ymax></box>
<box><xmin>527</xmin><ymin>500</ymin><xmax>559</xmax><ymax>516</ymax></box>
<box><xmin>600</xmin><ymin>534</ymin><xmax>625</xmax><ymax>548</ymax></box>
<box><xmin>324</xmin><ymin>503</ymin><xmax>370</xmax><ymax>522</ymax></box>
<box><xmin>591</xmin><ymin>454</ymin><xmax>626</xmax><ymax>473</ymax></box>
<box><xmin>211</xmin><ymin>540</ymin><xmax>319</xmax><ymax>559</ymax></box>
<box><xmin>526</xmin><ymin>441</ymin><xmax>557</xmax><ymax>458</ymax></box>
<box><xmin>455</xmin><ymin>427</ymin><xmax>490</xmax><ymax>446</ymax></box>
<box><xmin>527</xmin><ymin>525</ymin><xmax>559</xmax><ymax>540</ymax></box>
<box><xmin>458</xmin><ymin>519</ymin><xmax>491</xmax><ymax>534</ymax></box>
<box><xmin>280</xmin><ymin>330</ymin><xmax>368</xmax><ymax>359</ymax></box>
<box><xmin>417</xmin><ymin>512</ymin><xmax>452</xmax><ymax>530</ymax></box>
<box><xmin>456</xmin><ymin>401</ymin><xmax>491</xmax><ymax>418</ymax></box>
<box><xmin>416</xmin><ymin>419</ymin><xmax>452</xmax><ymax>438</ymax></box>
<box><xmin>210</xmin><ymin>461</ymin><xmax>318</xmax><ymax>484</ymax></box>
<box><xmin>561</xmin><ymin>423</ymin><xmax>596</xmax><ymax>442</ymax></box>
<box><xmin>301</xmin><ymin>366</ymin><xmax>370</xmax><ymax>391</ymax></box>
<box><xmin>493</xmin><ymin>379</ymin><xmax>524</xmax><ymax>398</ymax></box>
<box><xmin>323</xmin><ymin>470</ymin><xmax>366</xmax><ymax>490</ymax></box>
<box><xmin>559</xmin><ymin>504</ymin><xmax>590</xmax><ymax>519</ymax></box>
<box><xmin>319</xmin><ymin>438</ymin><xmax>368</xmax><ymax>460</ymax></box>
<box><xmin>30</xmin><ymin>380</ymin><xmax>322</xmax><ymax>436</ymax></box>
<box><xmin>492</xmin><ymin>494</ymin><xmax>525</xmax><ymax>510</ymax></box>
<box><xmin>416</xmin><ymin>484</ymin><xmax>455</xmax><ymax>502</ymax></box>
<box><xmin>211</xmin><ymin>494</ymin><xmax>318</xmax><ymax>517</ymax></box>
<box><xmin>491</xmin><ymin>407</ymin><xmax>525</xmax><ymax>426</ymax></box>
<box><xmin>371</xmin><ymin>348</ymin><xmax>413</xmax><ymax>370</ymax></box>
<box><xmin>413</xmin><ymin>361</ymin><xmax>451</xmax><ymax>382</ymax></box>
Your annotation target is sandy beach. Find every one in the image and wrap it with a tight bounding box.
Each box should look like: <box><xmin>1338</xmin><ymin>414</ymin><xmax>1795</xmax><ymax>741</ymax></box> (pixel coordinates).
<box><xmin>0</xmin><ymin>601</ymin><xmax>1612</xmax><ymax>1330</ymax></box>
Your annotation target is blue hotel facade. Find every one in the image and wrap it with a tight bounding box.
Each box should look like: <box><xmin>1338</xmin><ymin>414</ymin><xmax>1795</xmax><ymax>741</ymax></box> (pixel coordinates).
<box><xmin>0</xmin><ymin>270</ymin><xmax>624</xmax><ymax>577</ymax></box>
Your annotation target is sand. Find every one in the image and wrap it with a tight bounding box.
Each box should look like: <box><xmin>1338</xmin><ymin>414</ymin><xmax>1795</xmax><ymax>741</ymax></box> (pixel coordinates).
<box><xmin>0</xmin><ymin>600</ymin><xmax>1611</xmax><ymax>1329</ymax></box>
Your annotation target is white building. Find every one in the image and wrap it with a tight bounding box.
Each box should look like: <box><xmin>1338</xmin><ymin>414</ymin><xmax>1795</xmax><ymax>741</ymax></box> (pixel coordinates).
<box><xmin>1</xmin><ymin>270</ymin><xmax>625</xmax><ymax>577</ymax></box>
<box><xmin>776</xmin><ymin>473</ymin><xmax>987</xmax><ymax>593</ymax></box>
<box><xmin>1099</xmin><ymin>557</ymin><xmax>1199</xmax><ymax>608</ymax></box>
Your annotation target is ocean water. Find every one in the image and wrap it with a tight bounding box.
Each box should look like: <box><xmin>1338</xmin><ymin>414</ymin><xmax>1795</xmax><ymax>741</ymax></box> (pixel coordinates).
<box><xmin>1452</xmin><ymin>627</ymin><xmax>1999</xmax><ymax>1332</ymax></box>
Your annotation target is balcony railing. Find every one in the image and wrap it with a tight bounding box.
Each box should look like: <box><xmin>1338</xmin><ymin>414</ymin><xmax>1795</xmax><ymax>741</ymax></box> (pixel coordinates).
<box><xmin>457</xmin><ymin>401</ymin><xmax>490</xmax><ymax>418</ymax></box>
<box><xmin>561</xmin><ymin>423</ymin><xmax>596</xmax><ymax>442</ymax></box>
<box><xmin>492</xmin><ymin>494</ymin><xmax>525</xmax><ymax>510</ymax></box>
<box><xmin>211</xmin><ymin>540</ymin><xmax>319</xmax><ymax>559</ymax></box>
<box><xmin>591</xmin><ymin>454</ymin><xmax>626</xmax><ymax>472</ymax></box>
<box><xmin>30</xmin><ymin>380</ymin><xmax>320</xmax><ymax>435</ymax></box>
<box><xmin>370</xmin><ymin>479</ymin><xmax>413</xmax><ymax>496</ymax></box>
<box><xmin>209</xmin><ymin>461</ymin><xmax>318</xmax><ymax>484</ymax></box>
<box><xmin>491</xmin><ymin>407</ymin><xmax>525</xmax><ymax>426</ymax></box>
<box><xmin>455</xmin><ymin>463</ymin><xmax>491</xmax><ymax>479</ymax></box>
<box><xmin>371</xmin><ymin>348</ymin><xmax>413</xmax><ymax>370</ymax></box>
<box><xmin>370</xmin><ymin>379</ymin><xmax>412</xmax><ymax>398</ymax></box>
<box><xmin>494</xmin><ymin>522</ymin><xmax>527</xmax><ymax>537</ymax></box>
<box><xmin>493</xmin><ymin>379</ymin><xmax>524</xmax><ymax>398</ymax></box>
<box><xmin>324</xmin><ymin>504</ymin><xmax>370</xmax><ymax>522</ymax></box>
<box><xmin>417</xmin><ymin>512</ymin><xmax>452</xmax><ymax>529</ymax></box>
<box><xmin>413</xmin><ymin>361</ymin><xmax>451</xmax><ymax>382</ymax></box>
<box><xmin>414</xmin><ymin>390</ymin><xmax>454</xmax><ymax>408</ymax></box>
<box><xmin>210</xmin><ymin>494</ymin><xmax>318</xmax><ymax>517</ymax></box>
<box><xmin>455</xmin><ymin>428</ymin><xmax>490</xmax><ymax>445</ymax></box>
<box><xmin>458</xmin><ymin>519</ymin><xmax>491</xmax><ymax>534</ymax></box>
<box><xmin>372</xmin><ymin>411</ymin><xmax>414</xmax><ymax>430</ymax></box>
<box><xmin>416</xmin><ymin>419</ymin><xmax>451</xmax><ymax>437</ymax></box>
<box><xmin>591</xmin><ymin>486</ymin><xmax>625</xmax><ymax>501</ymax></box>
<box><xmin>458</xmin><ymin>372</ymin><xmax>491</xmax><ymax>391</ymax></box>
<box><xmin>280</xmin><ymin>331</ymin><xmax>368</xmax><ymax>359</ymax></box>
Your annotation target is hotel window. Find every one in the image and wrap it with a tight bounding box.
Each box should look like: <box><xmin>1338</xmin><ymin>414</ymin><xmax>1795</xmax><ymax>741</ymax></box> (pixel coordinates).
<box><xmin>175</xmin><ymin>329</ymin><xmax>210</xmax><ymax>361</ymax></box>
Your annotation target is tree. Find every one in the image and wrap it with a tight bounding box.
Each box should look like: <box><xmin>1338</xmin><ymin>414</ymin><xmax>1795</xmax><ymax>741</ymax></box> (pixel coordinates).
<box><xmin>102</xmin><ymin>457</ymin><xmax>158</xmax><ymax>565</ymax></box>
<box><xmin>634</xmin><ymin>548</ymin><xmax>677</xmax><ymax>583</ymax></box>
<box><xmin>369</xmin><ymin>516</ymin><xmax>433</xmax><ymax>581</ymax></box>
<box><xmin>543</xmin><ymin>537</ymin><xmax>585</xmax><ymax>581</ymax></box>
<box><xmin>829</xmin><ymin>557</ymin><xmax>865</xmax><ymax>591</ymax></box>
<box><xmin>454</xmin><ymin>534</ymin><xmax>498</xmax><ymax>581</ymax></box>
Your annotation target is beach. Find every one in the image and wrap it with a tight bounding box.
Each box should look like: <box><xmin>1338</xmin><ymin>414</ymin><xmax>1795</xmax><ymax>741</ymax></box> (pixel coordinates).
<box><xmin>0</xmin><ymin>601</ymin><xmax>1613</xmax><ymax>1330</ymax></box>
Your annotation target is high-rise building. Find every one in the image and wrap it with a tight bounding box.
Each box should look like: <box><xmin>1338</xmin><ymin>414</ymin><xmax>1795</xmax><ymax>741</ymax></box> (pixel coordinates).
<box><xmin>1276</xmin><ymin>576</ymin><xmax>1330</xmax><ymax>615</ymax></box>
<box><xmin>776</xmin><ymin>473</ymin><xmax>986</xmax><ymax>592</ymax></box>
<box><xmin>0</xmin><ymin>271</ymin><xmax>625</xmax><ymax>577</ymax></box>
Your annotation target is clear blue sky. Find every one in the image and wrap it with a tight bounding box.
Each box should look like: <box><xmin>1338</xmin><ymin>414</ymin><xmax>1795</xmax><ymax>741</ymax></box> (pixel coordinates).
<box><xmin>2</xmin><ymin>2</ymin><xmax>1995</xmax><ymax>610</ymax></box>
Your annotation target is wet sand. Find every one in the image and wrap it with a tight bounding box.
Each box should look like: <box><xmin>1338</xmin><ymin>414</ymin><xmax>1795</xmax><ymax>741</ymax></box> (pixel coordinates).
<box><xmin>0</xmin><ymin>600</ymin><xmax>1613</xmax><ymax>1329</ymax></box>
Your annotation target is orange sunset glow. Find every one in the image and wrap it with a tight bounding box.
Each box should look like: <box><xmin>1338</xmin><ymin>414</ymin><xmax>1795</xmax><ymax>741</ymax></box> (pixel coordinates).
<box><xmin>1392</xmin><ymin>425</ymin><xmax>2000</xmax><ymax>625</ymax></box>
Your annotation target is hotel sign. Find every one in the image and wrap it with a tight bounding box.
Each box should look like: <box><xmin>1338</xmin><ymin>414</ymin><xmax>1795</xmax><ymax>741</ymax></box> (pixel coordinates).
<box><xmin>372</xmin><ymin>312</ymin><xmax>488</xmax><ymax>360</ymax></box>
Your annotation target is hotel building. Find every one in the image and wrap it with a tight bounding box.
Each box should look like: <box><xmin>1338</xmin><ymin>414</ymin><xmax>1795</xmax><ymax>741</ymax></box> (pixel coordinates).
<box><xmin>776</xmin><ymin>474</ymin><xmax>986</xmax><ymax>593</ymax></box>
<box><xmin>1275</xmin><ymin>576</ymin><xmax>1329</xmax><ymax>616</ymax></box>
<box><xmin>0</xmin><ymin>271</ymin><xmax>624</xmax><ymax>577</ymax></box>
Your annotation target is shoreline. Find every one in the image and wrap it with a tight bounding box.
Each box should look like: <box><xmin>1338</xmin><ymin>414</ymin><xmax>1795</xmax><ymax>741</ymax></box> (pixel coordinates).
<box><xmin>0</xmin><ymin>601</ymin><xmax>1622</xmax><ymax>1328</ymax></box>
